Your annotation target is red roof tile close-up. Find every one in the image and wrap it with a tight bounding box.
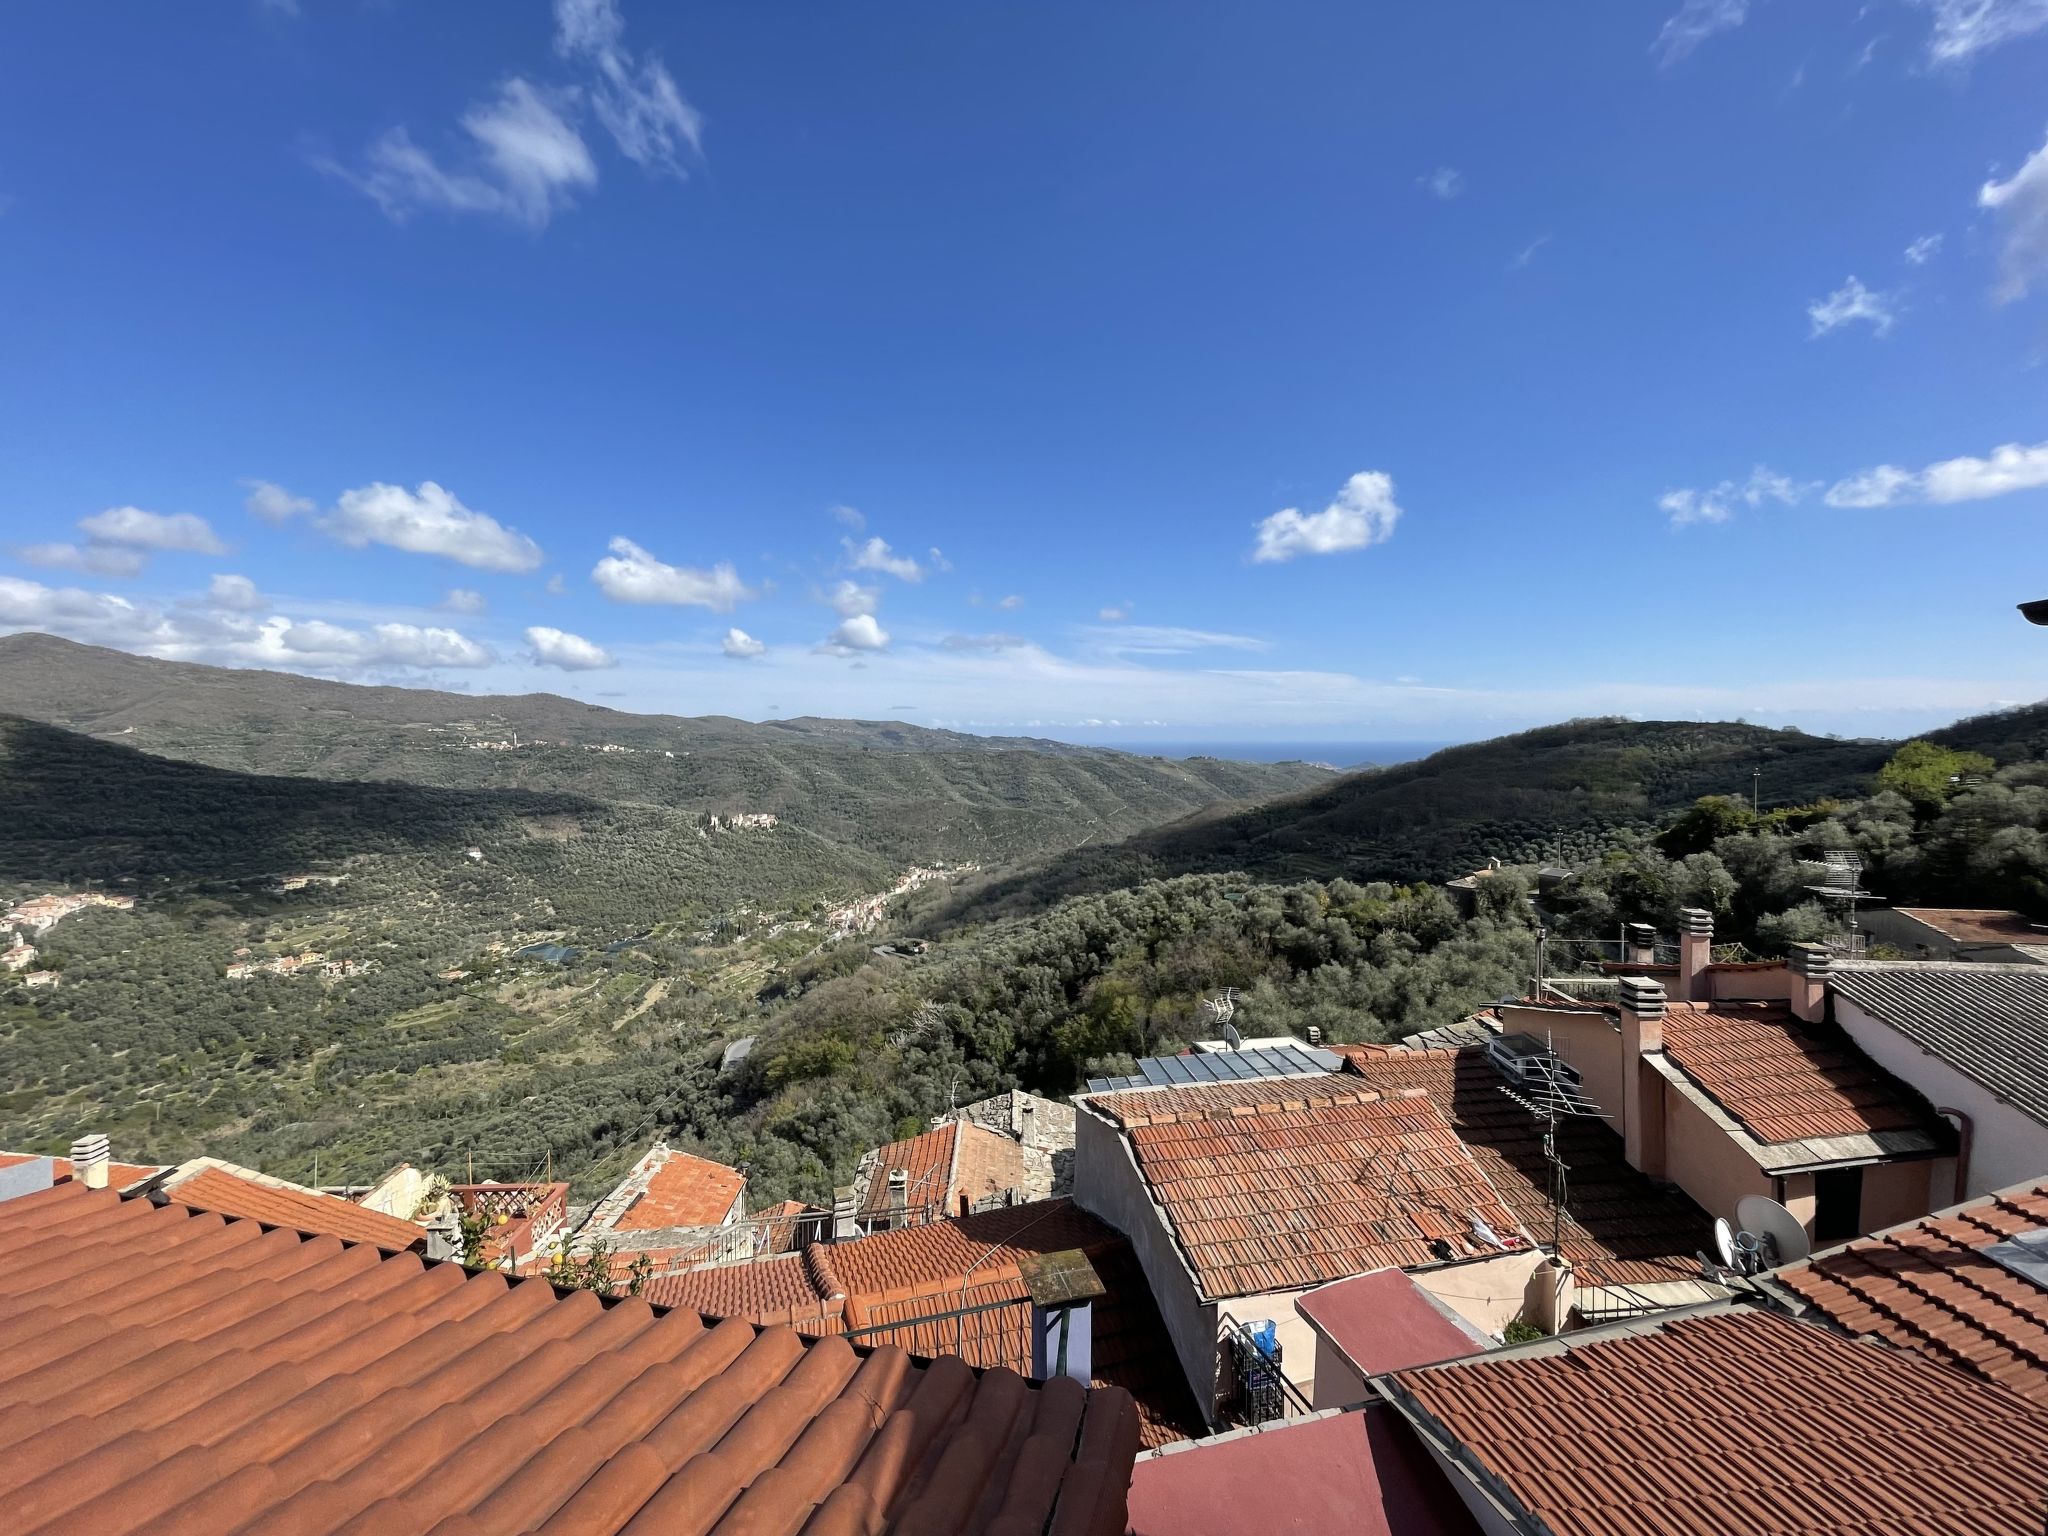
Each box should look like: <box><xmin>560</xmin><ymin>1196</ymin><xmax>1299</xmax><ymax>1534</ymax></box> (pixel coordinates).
<box><xmin>648</xmin><ymin>1200</ymin><xmax>1207</xmax><ymax>1448</ymax></box>
<box><xmin>1341</xmin><ymin>1049</ymin><xmax>1713</xmax><ymax>1287</ymax></box>
<box><xmin>1089</xmin><ymin>1079</ymin><xmax>1529</xmax><ymax>1299</ymax></box>
<box><xmin>1776</xmin><ymin>1178</ymin><xmax>2048</xmax><ymax>1406</ymax></box>
<box><xmin>1658</xmin><ymin>1001</ymin><xmax>1940</xmax><ymax>1145</ymax></box>
<box><xmin>166</xmin><ymin>1163</ymin><xmax>427</xmax><ymax>1252</ymax></box>
<box><xmin>0</xmin><ymin>1181</ymin><xmax>1142</xmax><ymax>1535</ymax></box>
<box><xmin>1389</xmin><ymin>1308</ymin><xmax>2048</xmax><ymax>1536</ymax></box>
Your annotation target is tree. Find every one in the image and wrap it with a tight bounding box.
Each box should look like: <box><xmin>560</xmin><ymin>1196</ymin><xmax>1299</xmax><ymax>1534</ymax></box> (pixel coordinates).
<box><xmin>1877</xmin><ymin>741</ymin><xmax>1996</xmax><ymax>815</ymax></box>
<box><xmin>1658</xmin><ymin>796</ymin><xmax>1756</xmax><ymax>857</ymax></box>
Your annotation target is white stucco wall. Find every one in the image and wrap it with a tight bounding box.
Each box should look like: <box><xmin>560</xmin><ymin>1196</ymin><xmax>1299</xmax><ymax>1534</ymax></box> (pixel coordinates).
<box><xmin>1835</xmin><ymin>996</ymin><xmax>2048</xmax><ymax>1199</ymax></box>
<box><xmin>1409</xmin><ymin>1250</ymin><xmax>1545</xmax><ymax>1337</ymax></box>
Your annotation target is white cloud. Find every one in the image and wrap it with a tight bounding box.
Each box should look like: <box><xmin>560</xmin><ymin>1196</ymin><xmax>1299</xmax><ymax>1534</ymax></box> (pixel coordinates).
<box><xmin>1660</xmin><ymin>466</ymin><xmax>1811</xmax><ymax>527</ymax></box>
<box><xmin>997</xmin><ymin>594</ymin><xmax>1024</xmax><ymax>611</ymax></box>
<box><xmin>332</xmin><ymin>78</ymin><xmax>598</xmax><ymax>229</ymax></box>
<box><xmin>830</xmin><ymin>504</ymin><xmax>866</xmax><ymax>531</ymax></box>
<box><xmin>1511</xmin><ymin>234</ymin><xmax>1551</xmax><ymax>270</ymax></box>
<box><xmin>819</xmin><ymin>613</ymin><xmax>889</xmax><ymax>655</ymax></box>
<box><xmin>244</xmin><ymin>479</ymin><xmax>314</xmax><ymax>524</ymax></box>
<box><xmin>1098</xmin><ymin>604</ymin><xmax>1130</xmax><ymax>622</ymax></box>
<box><xmin>0</xmin><ymin>576</ymin><xmax>492</xmax><ymax>673</ymax></box>
<box><xmin>928</xmin><ymin>547</ymin><xmax>953</xmax><ymax>573</ymax></box>
<box><xmin>1904</xmin><ymin>233</ymin><xmax>1944</xmax><ymax>265</ymax></box>
<box><xmin>270</xmin><ymin>618</ymin><xmax>491</xmax><ymax>669</ymax></box>
<box><xmin>844</xmin><ymin>536</ymin><xmax>925</xmax><ymax>582</ymax></box>
<box><xmin>1914</xmin><ymin>0</ymin><xmax>2048</xmax><ymax>62</ymax></box>
<box><xmin>443</xmin><ymin>587</ymin><xmax>488</xmax><ymax>614</ymax></box>
<box><xmin>1419</xmin><ymin>166</ymin><xmax>1463</xmax><ymax>200</ymax></box>
<box><xmin>1085</xmin><ymin>625</ymin><xmax>1270</xmax><ymax>657</ymax></box>
<box><xmin>526</xmin><ymin>624</ymin><xmax>615</xmax><ymax>670</ymax></box>
<box><xmin>941</xmin><ymin>632</ymin><xmax>1031</xmax><ymax>653</ymax></box>
<box><xmin>1808</xmin><ymin>276</ymin><xmax>1898</xmax><ymax>337</ymax></box>
<box><xmin>553</xmin><ymin>0</ymin><xmax>703</xmax><ymax>176</ymax></box>
<box><xmin>545</xmin><ymin>573</ymin><xmax>567</xmax><ymax>595</ymax></box>
<box><xmin>208</xmin><ymin>573</ymin><xmax>263</xmax><ymax>611</ymax></box>
<box><xmin>592</xmin><ymin>536</ymin><xmax>753</xmax><ymax>609</ymax></box>
<box><xmin>828</xmin><ymin>579</ymin><xmax>880</xmax><ymax>617</ymax></box>
<box><xmin>78</xmin><ymin>506</ymin><xmax>226</xmax><ymax>554</ymax></box>
<box><xmin>1654</xmin><ymin>0</ymin><xmax>1749</xmax><ymax>67</ymax></box>
<box><xmin>1981</xmin><ymin>129</ymin><xmax>2048</xmax><ymax>304</ymax></box>
<box><xmin>1252</xmin><ymin>471</ymin><xmax>1403</xmax><ymax>562</ymax></box>
<box><xmin>18</xmin><ymin>542</ymin><xmax>146</xmax><ymax>578</ymax></box>
<box><xmin>1825</xmin><ymin>439</ymin><xmax>2048</xmax><ymax>507</ymax></box>
<box><xmin>721</xmin><ymin>627</ymin><xmax>766</xmax><ymax>659</ymax></box>
<box><xmin>326</xmin><ymin>481</ymin><xmax>544</xmax><ymax>571</ymax></box>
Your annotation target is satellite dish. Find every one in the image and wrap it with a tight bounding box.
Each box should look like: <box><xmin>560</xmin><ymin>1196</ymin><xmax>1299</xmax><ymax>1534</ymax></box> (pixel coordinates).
<box><xmin>1713</xmin><ymin>1217</ymin><xmax>1738</xmax><ymax>1269</ymax></box>
<box><xmin>1736</xmin><ymin>1195</ymin><xmax>1813</xmax><ymax>1268</ymax></box>
<box><xmin>1223</xmin><ymin>1019</ymin><xmax>1242</xmax><ymax>1052</ymax></box>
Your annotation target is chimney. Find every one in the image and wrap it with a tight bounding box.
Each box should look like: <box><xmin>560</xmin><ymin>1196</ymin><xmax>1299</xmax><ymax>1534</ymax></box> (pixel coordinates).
<box><xmin>1303</xmin><ymin>1024</ymin><xmax>1324</xmax><ymax>1048</ymax></box>
<box><xmin>69</xmin><ymin>1133</ymin><xmax>111</xmax><ymax>1191</ymax></box>
<box><xmin>831</xmin><ymin>1184</ymin><xmax>857</xmax><ymax>1241</ymax></box>
<box><xmin>1020</xmin><ymin>1249</ymin><xmax>1104</xmax><ymax>1385</ymax></box>
<box><xmin>1625</xmin><ymin>923</ymin><xmax>1659</xmax><ymax>967</ymax></box>
<box><xmin>1677</xmin><ymin>908</ymin><xmax>1714</xmax><ymax>1000</ymax></box>
<box><xmin>1617</xmin><ymin>977</ymin><xmax>1667</xmax><ymax>1179</ymax></box>
<box><xmin>1018</xmin><ymin>1097</ymin><xmax>1035</xmax><ymax>1143</ymax></box>
<box><xmin>1788</xmin><ymin>943</ymin><xmax>1832</xmax><ymax>1023</ymax></box>
<box><xmin>886</xmin><ymin>1167</ymin><xmax>909</xmax><ymax>1228</ymax></box>
<box><xmin>424</xmin><ymin>1207</ymin><xmax>465</xmax><ymax>1263</ymax></box>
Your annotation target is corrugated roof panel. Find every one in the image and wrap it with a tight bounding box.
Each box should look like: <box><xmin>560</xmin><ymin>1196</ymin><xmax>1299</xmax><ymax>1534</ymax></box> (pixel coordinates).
<box><xmin>1832</xmin><ymin>963</ymin><xmax>2048</xmax><ymax>1126</ymax></box>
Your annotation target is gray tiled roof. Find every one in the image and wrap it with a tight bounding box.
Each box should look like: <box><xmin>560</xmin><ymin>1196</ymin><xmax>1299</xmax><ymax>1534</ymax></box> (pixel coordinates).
<box><xmin>1832</xmin><ymin>961</ymin><xmax>2048</xmax><ymax>1126</ymax></box>
<box><xmin>1084</xmin><ymin>1042</ymin><xmax>1342</xmax><ymax>1094</ymax></box>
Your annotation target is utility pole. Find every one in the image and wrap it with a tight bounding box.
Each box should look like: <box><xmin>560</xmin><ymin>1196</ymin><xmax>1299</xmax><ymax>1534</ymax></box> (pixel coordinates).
<box><xmin>1752</xmin><ymin>768</ymin><xmax>1761</xmax><ymax>815</ymax></box>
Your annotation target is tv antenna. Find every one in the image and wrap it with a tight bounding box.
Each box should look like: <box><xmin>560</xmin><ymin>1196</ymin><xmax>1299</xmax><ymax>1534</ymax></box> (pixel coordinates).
<box><xmin>1495</xmin><ymin>1034</ymin><xmax>1609</xmax><ymax>1255</ymax></box>
<box><xmin>1200</xmin><ymin>988</ymin><xmax>1240</xmax><ymax>1048</ymax></box>
<box><xmin>1805</xmin><ymin>851</ymin><xmax>1872</xmax><ymax>956</ymax></box>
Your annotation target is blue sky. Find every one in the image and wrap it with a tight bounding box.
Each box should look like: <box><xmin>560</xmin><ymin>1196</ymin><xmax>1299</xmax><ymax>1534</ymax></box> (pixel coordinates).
<box><xmin>2</xmin><ymin>0</ymin><xmax>2046</xmax><ymax>747</ymax></box>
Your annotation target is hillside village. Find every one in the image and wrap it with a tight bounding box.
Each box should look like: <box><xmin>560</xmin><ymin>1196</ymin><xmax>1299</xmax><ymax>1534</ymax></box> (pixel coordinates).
<box><xmin>8</xmin><ymin>898</ymin><xmax>2048</xmax><ymax>1532</ymax></box>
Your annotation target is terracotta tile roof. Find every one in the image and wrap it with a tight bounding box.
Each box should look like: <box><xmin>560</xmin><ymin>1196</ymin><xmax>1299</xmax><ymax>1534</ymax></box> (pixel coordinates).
<box><xmin>859</xmin><ymin>1123</ymin><xmax>962</xmax><ymax>1218</ymax></box>
<box><xmin>647</xmin><ymin>1200</ymin><xmax>1207</xmax><ymax>1448</ymax></box>
<box><xmin>1776</xmin><ymin>1179</ymin><xmax>2048</xmax><ymax>1406</ymax></box>
<box><xmin>610</xmin><ymin>1148</ymin><xmax>746</xmax><ymax>1231</ymax></box>
<box><xmin>0</xmin><ymin>1181</ymin><xmax>1142</xmax><ymax>1534</ymax></box>
<box><xmin>1658</xmin><ymin>1000</ymin><xmax>1940</xmax><ymax>1144</ymax></box>
<box><xmin>166</xmin><ymin>1163</ymin><xmax>426</xmax><ymax>1251</ymax></box>
<box><xmin>1389</xmin><ymin>1308</ymin><xmax>2048</xmax><ymax>1536</ymax></box>
<box><xmin>1088</xmin><ymin>1079</ymin><xmax>1531</xmax><ymax>1299</ymax></box>
<box><xmin>1342</xmin><ymin>1051</ymin><xmax>1712</xmax><ymax>1287</ymax></box>
<box><xmin>0</xmin><ymin>1150</ymin><xmax>165</xmax><ymax>1189</ymax></box>
<box><xmin>856</xmin><ymin>1121</ymin><xmax>1029</xmax><ymax>1221</ymax></box>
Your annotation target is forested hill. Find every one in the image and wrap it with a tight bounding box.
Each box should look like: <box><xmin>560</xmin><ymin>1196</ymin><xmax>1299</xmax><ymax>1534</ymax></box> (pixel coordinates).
<box><xmin>923</xmin><ymin>717</ymin><xmax>1912</xmax><ymax>921</ymax></box>
<box><xmin>0</xmin><ymin>636</ymin><xmax>1328</xmax><ymax>865</ymax></box>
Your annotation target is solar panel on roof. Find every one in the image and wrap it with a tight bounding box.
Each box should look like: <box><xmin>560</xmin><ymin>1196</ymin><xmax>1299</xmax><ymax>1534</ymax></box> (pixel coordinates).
<box><xmin>1982</xmin><ymin>1229</ymin><xmax>2048</xmax><ymax>1291</ymax></box>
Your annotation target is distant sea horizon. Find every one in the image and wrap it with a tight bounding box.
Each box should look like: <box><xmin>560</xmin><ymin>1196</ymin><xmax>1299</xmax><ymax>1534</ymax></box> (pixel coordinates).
<box><xmin>1090</xmin><ymin>739</ymin><xmax>1454</xmax><ymax>769</ymax></box>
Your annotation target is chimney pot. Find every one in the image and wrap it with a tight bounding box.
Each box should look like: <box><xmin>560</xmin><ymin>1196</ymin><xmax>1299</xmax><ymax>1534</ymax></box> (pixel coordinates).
<box><xmin>69</xmin><ymin>1132</ymin><xmax>111</xmax><ymax>1191</ymax></box>
<box><xmin>1677</xmin><ymin>908</ymin><xmax>1714</xmax><ymax>1001</ymax></box>
<box><xmin>1617</xmin><ymin>975</ymin><xmax>1667</xmax><ymax>1021</ymax></box>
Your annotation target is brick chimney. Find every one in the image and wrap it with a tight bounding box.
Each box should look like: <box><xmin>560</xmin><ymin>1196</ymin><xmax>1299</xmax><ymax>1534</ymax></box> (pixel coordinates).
<box><xmin>1677</xmin><ymin>908</ymin><xmax>1714</xmax><ymax>1001</ymax></box>
<box><xmin>1626</xmin><ymin>923</ymin><xmax>1659</xmax><ymax>967</ymax></box>
<box><xmin>1617</xmin><ymin>977</ymin><xmax>1667</xmax><ymax>1180</ymax></box>
<box><xmin>69</xmin><ymin>1133</ymin><xmax>111</xmax><ymax>1191</ymax></box>
<box><xmin>1787</xmin><ymin>943</ymin><xmax>1832</xmax><ymax>1024</ymax></box>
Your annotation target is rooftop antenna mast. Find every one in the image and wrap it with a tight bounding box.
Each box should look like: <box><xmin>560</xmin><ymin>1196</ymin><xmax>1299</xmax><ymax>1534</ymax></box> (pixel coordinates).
<box><xmin>1496</xmin><ymin>1033</ymin><xmax>1608</xmax><ymax>1256</ymax></box>
<box><xmin>1201</xmin><ymin>989</ymin><xmax>1241</xmax><ymax>1050</ymax></box>
<box><xmin>1806</xmin><ymin>851</ymin><xmax>1872</xmax><ymax>957</ymax></box>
